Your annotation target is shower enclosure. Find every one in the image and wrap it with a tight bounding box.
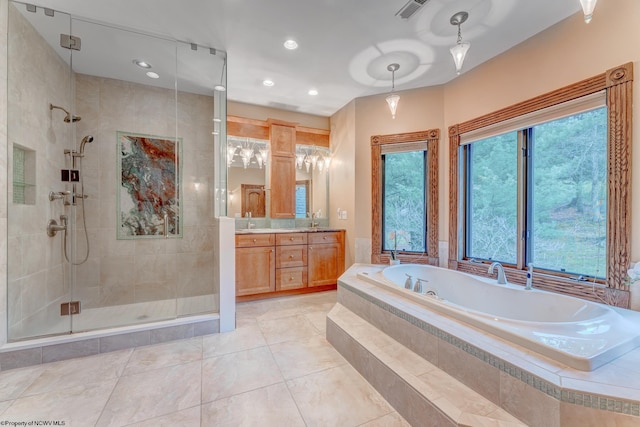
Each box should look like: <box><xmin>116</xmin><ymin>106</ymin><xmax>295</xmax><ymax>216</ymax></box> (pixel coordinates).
<box><xmin>6</xmin><ymin>1</ymin><xmax>227</xmax><ymax>341</ymax></box>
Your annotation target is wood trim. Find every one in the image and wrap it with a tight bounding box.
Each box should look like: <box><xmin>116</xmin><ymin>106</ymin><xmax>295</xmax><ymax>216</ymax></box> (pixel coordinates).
<box><xmin>448</xmin><ymin>63</ymin><xmax>633</xmax><ymax>306</ymax></box>
<box><xmin>371</xmin><ymin>129</ymin><xmax>440</xmax><ymax>265</ymax></box>
<box><xmin>605</xmin><ymin>63</ymin><xmax>633</xmax><ymax>291</ymax></box>
<box><xmin>227</xmin><ymin>115</ymin><xmax>330</xmax><ymax>147</ymax></box>
<box><xmin>235</xmin><ymin>284</ymin><xmax>336</xmax><ymax>302</ymax></box>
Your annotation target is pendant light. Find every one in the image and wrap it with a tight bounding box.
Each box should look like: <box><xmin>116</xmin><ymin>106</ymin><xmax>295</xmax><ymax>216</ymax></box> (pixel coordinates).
<box><xmin>579</xmin><ymin>0</ymin><xmax>598</xmax><ymax>23</ymax></box>
<box><xmin>449</xmin><ymin>11</ymin><xmax>470</xmax><ymax>75</ymax></box>
<box><xmin>386</xmin><ymin>63</ymin><xmax>400</xmax><ymax>119</ymax></box>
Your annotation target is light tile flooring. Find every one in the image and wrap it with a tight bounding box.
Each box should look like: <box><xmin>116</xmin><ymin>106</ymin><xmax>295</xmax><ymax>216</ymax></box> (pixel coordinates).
<box><xmin>0</xmin><ymin>291</ymin><xmax>411</xmax><ymax>426</ymax></box>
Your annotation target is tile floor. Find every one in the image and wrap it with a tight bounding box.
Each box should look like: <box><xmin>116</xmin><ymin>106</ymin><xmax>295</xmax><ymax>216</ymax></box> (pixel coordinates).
<box><xmin>0</xmin><ymin>291</ymin><xmax>412</xmax><ymax>426</ymax></box>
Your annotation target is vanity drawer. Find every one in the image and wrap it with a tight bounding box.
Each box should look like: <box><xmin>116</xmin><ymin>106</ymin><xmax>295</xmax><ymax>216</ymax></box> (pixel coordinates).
<box><xmin>276</xmin><ymin>245</ymin><xmax>307</xmax><ymax>268</ymax></box>
<box><xmin>276</xmin><ymin>267</ymin><xmax>307</xmax><ymax>291</ymax></box>
<box><xmin>276</xmin><ymin>233</ymin><xmax>308</xmax><ymax>246</ymax></box>
<box><xmin>236</xmin><ymin>233</ymin><xmax>275</xmax><ymax>247</ymax></box>
<box><xmin>308</xmin><ymin>231</ymin><xmax>343</xmax><ymax>245</ymax></box>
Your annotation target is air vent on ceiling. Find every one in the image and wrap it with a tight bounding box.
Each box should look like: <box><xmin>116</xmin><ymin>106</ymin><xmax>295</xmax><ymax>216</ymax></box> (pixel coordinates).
<box><xmin>395</xmin><ymin>0</ymin><xmax>430</xmax><ymax>20</ymax></box>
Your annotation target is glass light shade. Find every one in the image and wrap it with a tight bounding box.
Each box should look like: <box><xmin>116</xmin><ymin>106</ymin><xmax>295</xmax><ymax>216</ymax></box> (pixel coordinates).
<box><xmin>450</xmin><ymin>42</ymin><xmax>470</xmax><ymax>75</ymax></box>
<box><xmin>579</xmin><ymin>0</ymin><xmax>597</xmax><ymax>23</ymax></box>
<box><xmin>324</xmin><ymin>156</ymin><xmax>331</xmax><ymax>171</ymax></box>
<box><xmin>386</xmin><ymin>93</ymin><xmax>400</xmax><ymax>119</ymax></box>
<box><xmin>296</xmin><ymin>153</ymin><xmax>306</xmax><ymax>169</ymax></box>
<box><xmin>240</xmin><ymin>148</ymin><xmax>253</xmax><ymax>169</ymax></box>
<box><xmin>226</xmin><ymin>146</ymin><xmax>236</xmax><ymax>166</ymax></box>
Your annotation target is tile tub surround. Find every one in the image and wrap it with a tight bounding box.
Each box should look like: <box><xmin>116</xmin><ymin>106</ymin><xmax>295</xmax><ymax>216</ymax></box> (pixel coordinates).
<box><xmin>0</xmin><ymin>291</ymin><xmax>412</xmax><ymax>426</ymax></box>
<box><xmin>332</xmin><ymin>264</ymin><xmax>640</xmax><ymax>427</ymax></box>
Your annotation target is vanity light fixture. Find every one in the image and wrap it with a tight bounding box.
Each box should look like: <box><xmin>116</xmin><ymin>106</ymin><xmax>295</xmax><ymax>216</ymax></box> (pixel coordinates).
<box><xmin>449</xmin><ymin>11</ymin><xmax>470</xmax><ymax>75</ymax></box>
<box><xmin>579</xmin><ymin>0</ymin><xmax>598</xmax><ymax>23</ymax></box>
<box><xmin>283</xmin><ymin>39</ymin><xmax>298</xmax><ymax>50</ymax></box>
<box><xmin>146</xmin><ymin>71</ymin><xmax>160</xmax><ymax>79</ymax></box>
<box><xmin>385</xmin><ymin>63</ymin><xmax>400</xmax><ymax>119</ymax></box>
<box><xmin>295</xmin><ymin>145</ymin><xmax>331</xmax><ymax>174</ymax></box>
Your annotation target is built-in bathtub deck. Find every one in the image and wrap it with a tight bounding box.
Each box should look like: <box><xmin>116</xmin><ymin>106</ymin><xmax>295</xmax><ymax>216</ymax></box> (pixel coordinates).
<box><xmin>328</xmin><ymin>264</ymin><xmax>640</xmax><ymax>427</ymax></box>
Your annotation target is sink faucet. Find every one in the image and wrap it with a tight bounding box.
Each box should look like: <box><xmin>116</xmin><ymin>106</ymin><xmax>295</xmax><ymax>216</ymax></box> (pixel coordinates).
<box><xmin>488</xmin><ymin>262</ymin><xmax>507</xmax><ymax>285</ymax></box>
<box><xmin>310</xmin><ymin>212</ymin><xmax>319</xmax><ymax>228</ymax></box>
<box><xmin>246</xmin><ymin>211</ymin><xmax>255</xmax><ymax>229</ymax></box>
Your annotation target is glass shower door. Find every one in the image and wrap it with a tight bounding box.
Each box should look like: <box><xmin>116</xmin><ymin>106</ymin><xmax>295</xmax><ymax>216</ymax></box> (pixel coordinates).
<box><xmin>7</xmin><ymin>1</ymin><xmax>75</xmax><ymax>340</ymax></box>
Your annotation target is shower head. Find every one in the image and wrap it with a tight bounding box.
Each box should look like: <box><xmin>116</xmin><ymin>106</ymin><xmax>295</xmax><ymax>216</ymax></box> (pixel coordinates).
<box><xmin>79</xmin><ymin>135</ymin><xmax>94</xmax><ymax>155</ymax></box>
<box><xmin>50</xmin><ymin>103</ymin><xmax>81</xmax><ymax>123</ymax></box>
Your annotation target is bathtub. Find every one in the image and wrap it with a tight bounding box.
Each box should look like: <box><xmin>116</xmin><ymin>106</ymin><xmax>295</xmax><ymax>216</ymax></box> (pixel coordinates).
<box><xmin>357</xmin><ymin>264</ymin><xmax>640</xmax><ymax>371</ymax></box>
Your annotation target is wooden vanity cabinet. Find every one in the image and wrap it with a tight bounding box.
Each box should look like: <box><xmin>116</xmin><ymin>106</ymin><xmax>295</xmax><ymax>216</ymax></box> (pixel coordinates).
<box><xmin>269</xmin><ymin>120</ymin><xmax>296</xmax><ymax>219</ymax></box>
<box><xmin>308</xmin><ymin>231</ymin><xmax>345</xmax><ymax>287</ymax></box>
<box><xmin>275</xmin><ymin>232</ymin><xmax>308</xmax><ymax>291</ymax></box>
<box><xmin>235</xmin><ymin>230</ymin><xmax>345</xmax><ymax>300</ymax></box>
<box><xmin>235</xmin><ymin>234</ymin><xmax>275</xmax><ymax>296</ymax></box>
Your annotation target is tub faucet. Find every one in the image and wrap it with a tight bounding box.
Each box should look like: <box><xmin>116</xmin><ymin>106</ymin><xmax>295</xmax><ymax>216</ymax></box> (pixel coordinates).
<box><xmin>488</xmin><ymin>262</ymin><xmax>508</xmax><ymax>285</ymax></box>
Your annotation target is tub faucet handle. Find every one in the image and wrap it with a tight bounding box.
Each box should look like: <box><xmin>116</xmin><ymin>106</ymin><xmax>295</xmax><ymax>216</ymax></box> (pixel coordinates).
<box><xmin>413</xmin><ymin>278</ymin><xmax>423</xmax><ymax>294</ymax></box>
<box><xmin>404</xmin><ymin>274</ymin><xmax>413</xmax><ymax>290</ymax></box>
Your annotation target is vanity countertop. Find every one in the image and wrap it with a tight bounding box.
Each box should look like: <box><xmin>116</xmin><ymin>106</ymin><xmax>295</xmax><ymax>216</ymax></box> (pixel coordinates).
<box><xmin>235</xmin><ymin>227</ymin><xmax>344</xmax><ymax>234</ymax></box>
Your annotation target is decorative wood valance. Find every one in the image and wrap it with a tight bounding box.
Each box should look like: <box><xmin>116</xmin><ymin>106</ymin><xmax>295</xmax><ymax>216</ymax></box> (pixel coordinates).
<box><xmin>227</xmin><ymin>115</ymin><xmax>330</xmax><ymax>147</ymax></box>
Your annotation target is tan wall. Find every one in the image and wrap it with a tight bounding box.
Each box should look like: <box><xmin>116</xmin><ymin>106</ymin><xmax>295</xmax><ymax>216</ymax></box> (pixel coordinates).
<box><xmin>331</xmin><ymin>0</ymin><xmax>640</xmax><ymax>271</ymax></box>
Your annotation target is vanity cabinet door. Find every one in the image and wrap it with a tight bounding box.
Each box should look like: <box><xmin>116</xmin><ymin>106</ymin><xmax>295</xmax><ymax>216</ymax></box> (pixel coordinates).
<box><xmin>308</xmin><ymin>231</ymin><xmax>345</xmax><ymax>287</ymax></box>
<box><xmin>235</xmin><ymin>246</ymin><xmax>275</xmax><ymax>296</ymax></box>
<box><xmin>270</xmin><ymin>155</ymin><xmax>295</xmax><ymax>219</ymax></box>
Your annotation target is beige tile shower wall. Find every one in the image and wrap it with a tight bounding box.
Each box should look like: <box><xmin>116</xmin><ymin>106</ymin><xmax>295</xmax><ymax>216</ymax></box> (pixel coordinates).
<box><xmin>7</xmin><ymin>3</ymin><xmax>73</xmax><ymax>339</ymax></box>
<box><xmin>74</xmin><ymin>74</ymin><xmax>216</xmax><ymax>313</ymax></box>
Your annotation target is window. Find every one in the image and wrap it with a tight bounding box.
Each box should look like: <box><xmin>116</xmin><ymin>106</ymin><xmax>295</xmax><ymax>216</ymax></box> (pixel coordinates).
<box><xmin>464</xmin><ymin>108</ymin><xmax>607</xmax><ymax>278</ymax></box>
<box><xmin>295</xmin><ymin>180</ymin><xmax>309</xmax><ymax>218</ymax></box>
<box><xmin>383</xmin><ymin>150</ymin><xmax>426</xmax><ymax>253</ymax></box>
<box><xmin>449</xmin><ymin>63</ymin><xmax>633</xmax><ymax>306</ymax></box>
<box><xmin>371</xmin><ymin>130</ymin><xmax>439</xmax><ymax>265</ymax></box>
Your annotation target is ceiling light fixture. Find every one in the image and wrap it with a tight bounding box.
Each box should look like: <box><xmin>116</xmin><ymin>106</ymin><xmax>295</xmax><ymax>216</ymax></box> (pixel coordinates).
<box><xmin>385</xmin><ymin>63</ymin><xmax>400</xmax><ymax>120</ymax></box>
<box><xmin>579</xmin><ymin>0</ymin><xmax>597</xmax><ymax>23</ymax></box>
<box><xmin>284</xmin><ymin>39</ymin><xmax>298</xmax><ymax>50</ymax></box>
<box><xmin>133</xmin><ymin>59</ymin><xmax>152</xmax><ymax>69</ymax></box>
<box><xmin>214</xmin><ymin>85</ymin><xmax>226</xmax><ymax>92</ymax></box>
<box><xmin>308</xmin><ymin>89</ymin><xmax>318</xmax><ymax>96</ymax></box>
<box><xmin>146</xmin><ymin>71</ymin><xmax>160</xmax><ymax>79</ymax></box>
<box><xmin>263</xmin><ymin>80</ymin><xmax>275</xmax><ymax>87</ymax></box>
<box><xmin>449</xmin><ymin>11</ymin><xmax>470</xmax><ymax>75</ymax></box>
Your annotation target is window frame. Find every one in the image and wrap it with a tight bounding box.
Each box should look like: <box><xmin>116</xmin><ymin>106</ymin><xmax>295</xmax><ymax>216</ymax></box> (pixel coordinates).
<box><xmin>371</xmin><ymin>129</ymin><xmax>439</xmax><ymax>265</ymax></box>
<box><xmin>449</xmin><ymin>63</ymin><xmax>633</xmax><ymax>307</ymax></box>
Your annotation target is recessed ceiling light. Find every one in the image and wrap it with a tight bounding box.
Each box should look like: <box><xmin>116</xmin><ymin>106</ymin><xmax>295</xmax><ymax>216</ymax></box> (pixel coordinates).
<box><xmin>283</xmin><ymin>39</ymin><xmax>298</xmax><ymax>50</ymax></box>
<box><xmin>133</xmin><ymin>59</ymin><xmax>152</xmax><ymax>69</ymax></box>
<box><xmin>263</xmin><ymin>80</ymin><xmax>275</xmax><ymax>87</ymax></box>
<box><xmin>214</xmin><ymin>85</ymin><xmax>226</xmax><ymax>92</ymax></box>
<box><xmin>308</xmin><ymin>89</ymin><xmax>318</xmax><ymax>96</ymax></box>
<box><xmin>146</xmin><ymin>71</ymin><xmax>160</xmax><ymax>79</ymax></box>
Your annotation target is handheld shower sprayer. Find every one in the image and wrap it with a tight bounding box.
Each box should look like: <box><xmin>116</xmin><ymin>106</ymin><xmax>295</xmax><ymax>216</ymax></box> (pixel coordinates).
<box><xmin>79</xmin><ymin>135</ymin><xmax>94</xmax><ymax>156</ymax></box>
<box><xmin>49</xmin><ymin>103</ymin><xmax>81</xmax><ymax>123</ymax></box>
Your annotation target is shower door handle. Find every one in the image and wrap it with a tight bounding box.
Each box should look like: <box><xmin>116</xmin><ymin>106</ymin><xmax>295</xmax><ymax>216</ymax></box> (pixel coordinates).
<box><xmin>163</xmin><ymin>213</ymin><xmax>168</xmax><ymax>238</ymax></box>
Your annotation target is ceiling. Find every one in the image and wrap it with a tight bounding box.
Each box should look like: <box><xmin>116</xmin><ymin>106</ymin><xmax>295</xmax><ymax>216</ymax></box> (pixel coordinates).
<box><xmin>22</xmin><ymin>0</ymin><xmax>581</xmax><ymax>117</ymax></box>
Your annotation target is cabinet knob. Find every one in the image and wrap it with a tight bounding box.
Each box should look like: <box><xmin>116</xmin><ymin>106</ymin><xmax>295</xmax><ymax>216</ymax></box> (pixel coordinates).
<box><xmin>290</xmin><ymin>237</ymin><xmax>294</xmax><ymax>241</ymax></box>
<box><xmin>253</xmin><ymin>238</ymin><xmax>257</xmax><ymax>243</ymax></box>
<box><xmin>270</xmin><ymin>249</ymin><xmax>274</xmax><ymax>252</ymax></box>
<box><xmin>289</xmin><ymin>255</ymin><xmax>294</xmax><ymax>259</ymax></box>
<box><xmin>309</xmin><ymin>247</ymin><xmax>312</xmax><ymax>251</ymax></box>
<box><xmin>289</xmin><ymin>276</ymin><xmax>293</xmax><ymax>281</ymax></box>
<box><xmin>323</xmin><ymin>236</ymin><xmax>327</xmax><ymax>240</ymax></box>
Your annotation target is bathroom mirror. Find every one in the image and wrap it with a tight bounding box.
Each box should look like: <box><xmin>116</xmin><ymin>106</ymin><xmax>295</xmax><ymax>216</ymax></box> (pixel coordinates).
<box><xmin>226</xmin><ymin>135</ymin><xmax>330</xmax><ymax>221</ymax></box>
